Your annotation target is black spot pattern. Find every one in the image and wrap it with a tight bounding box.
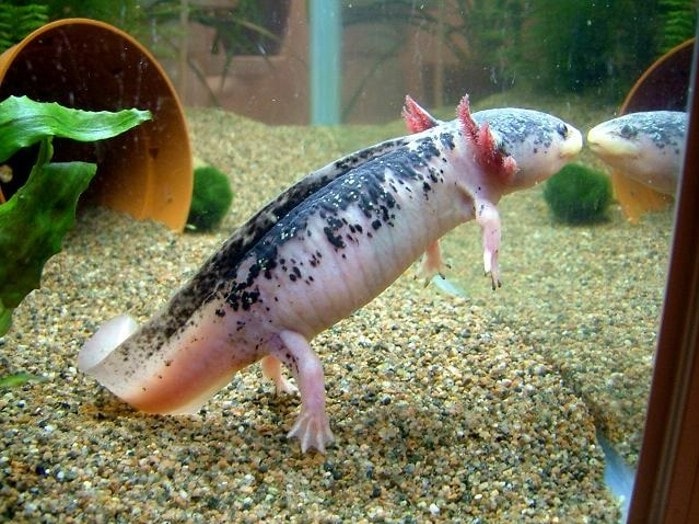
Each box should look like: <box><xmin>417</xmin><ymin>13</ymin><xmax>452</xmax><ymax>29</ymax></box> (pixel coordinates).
<box><xmin>221</xmin><ymin>139</ymin><xmax>449</xmax><ymax>313</ymax></box>
<box><xmin>473</xmin><ymin>109</ymin><xmax>565</xmax><ymax>158</ymax></box>
<box><xmin>112</xmin><ymin>133</ymin><xmax>456</xmax><ymax>371</ymax></box>
<box><xmin>612</xmin><ymin>111</ymin><xmax>687</xmax><ymax>151</ymax></box>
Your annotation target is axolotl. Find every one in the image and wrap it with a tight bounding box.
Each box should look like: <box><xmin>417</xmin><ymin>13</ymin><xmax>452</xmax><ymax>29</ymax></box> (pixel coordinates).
<box><xmin>587</xmin><ymin>111</ymin><xmax>687</xmax><ymax>195</ymax></box>
<box><xmin>79</xmin><ymin>95</ymin><xmax>582</xmax><ymax>453</ymax></box>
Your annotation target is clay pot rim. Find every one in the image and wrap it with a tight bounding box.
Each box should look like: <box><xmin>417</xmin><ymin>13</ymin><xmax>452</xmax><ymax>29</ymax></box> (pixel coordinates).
<box><xmin>620</xmin><ymin>37</ymin><xmax>695</xmax><ymax>114</ymax></box>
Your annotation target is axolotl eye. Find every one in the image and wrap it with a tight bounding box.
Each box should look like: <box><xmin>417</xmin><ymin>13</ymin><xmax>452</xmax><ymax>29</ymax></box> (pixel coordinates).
<box><xmin>619</xmin><ymin>124</ymin><xmax>638</xmax><ymax>139</ymax></box>
<box><xmin>556</xmin><ymin>123</ymin><xmax>569</xmax><ymax>138</ymax></box>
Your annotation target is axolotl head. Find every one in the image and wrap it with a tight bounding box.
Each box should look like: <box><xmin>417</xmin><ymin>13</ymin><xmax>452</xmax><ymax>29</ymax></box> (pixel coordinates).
<box><xmin>472</xmin><ymin>108</ymin><xmax>583</xmax><ymax>193</ymax></box>
<box><xmin>587</xmin><ymin>111</ymin><xmax>687</xmax><ymax>196</ymax></box>
<box><xmin>402</xmin><ymin>96</ymin><xmax>583</xmax><ymax>194</ymax></box>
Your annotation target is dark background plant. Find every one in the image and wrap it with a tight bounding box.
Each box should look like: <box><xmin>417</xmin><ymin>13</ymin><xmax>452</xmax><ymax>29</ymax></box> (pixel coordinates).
<box><xmin>0</xmin><ymin>0</ymin><xmax>151</xmax><ymax>54</ymax></box>
<box><xmin>0</xmin><ymin>0</ymin><xmax>285</xmax><ymax>103</ymax></box>
<box><xmin>340</xmin><ymin>0</ymin><xmax>438</xmax><ymax>119</ymax></box>
<box><xmin>518</xmin><ymin>1</ymin><xmax>660</xmax><ymax>98</ymax></box>
<box><xmin>1</xmin><ymin>1</ymin><xmax>695</xmax><ymax>110</ymax></box>
<box><xmin>444</xmin><ymin>0</ymin><xmax>696</xmax><ymax>103</ymax></box>
<box><xmin>0</xmin><ymin>2</ymin><xmax>48</xmax><ymax>52</ymax></box>
<box><xmin>659</xmin><ymin>0</ymin><xmax>698</xmax><ymax>53</ymax></box>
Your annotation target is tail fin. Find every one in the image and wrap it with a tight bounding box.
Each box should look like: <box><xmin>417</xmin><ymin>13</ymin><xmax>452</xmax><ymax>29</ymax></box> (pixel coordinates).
<box><xmin>78</xmin><ymin>314</ymin><xmax>138</xmax><ymax>373</ymax></box>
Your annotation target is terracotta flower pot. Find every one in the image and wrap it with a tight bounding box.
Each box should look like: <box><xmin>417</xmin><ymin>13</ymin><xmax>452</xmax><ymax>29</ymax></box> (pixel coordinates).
<box><xmin>0</xmin><ymin>18</ymin><xmax>192</xmax><ymax>231</ymax></box>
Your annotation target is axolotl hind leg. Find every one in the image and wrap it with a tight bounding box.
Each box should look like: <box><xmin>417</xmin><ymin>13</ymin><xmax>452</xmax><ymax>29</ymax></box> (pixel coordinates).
<box><xmin>268</xmin><ymin>330</ymin><xmax>334</xmax><ymax>453</ymax></box>
<box><xmin>260</xmin><ymin>355</ymin><xmax>298</xmax><ymax>395</ymax></box>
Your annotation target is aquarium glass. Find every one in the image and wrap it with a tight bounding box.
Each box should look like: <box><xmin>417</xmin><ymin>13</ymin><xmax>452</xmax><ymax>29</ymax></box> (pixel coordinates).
<box><xmin>0</xmin><ymin>1</ymin><xmax>696</xmax><ymax>522</ymax></box>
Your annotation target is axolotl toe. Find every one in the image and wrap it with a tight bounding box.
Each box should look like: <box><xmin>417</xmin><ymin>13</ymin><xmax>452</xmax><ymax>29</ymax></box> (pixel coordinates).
<box><xmin>79</xmin><ymin>94</ymin><xmax>582</xmax><ymax>454</ymax></box>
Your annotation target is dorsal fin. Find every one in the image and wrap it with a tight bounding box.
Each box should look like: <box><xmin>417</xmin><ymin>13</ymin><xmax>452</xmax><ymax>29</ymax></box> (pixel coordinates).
<box><xmin>402</xmin><ymin>95</ymin><xmax>440</xmax><ymax>133</ymax></box>
<box><xmin>457</xmin><ymin>95</ymin><xmax>517</xmax><ymax>183</ymax></box>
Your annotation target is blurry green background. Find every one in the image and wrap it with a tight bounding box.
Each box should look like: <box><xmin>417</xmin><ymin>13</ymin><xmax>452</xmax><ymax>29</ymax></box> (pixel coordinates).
<box><xmin>0</xmin><ymin>1</ymin><xmax>696</xmax><ymax>122</ymax></box>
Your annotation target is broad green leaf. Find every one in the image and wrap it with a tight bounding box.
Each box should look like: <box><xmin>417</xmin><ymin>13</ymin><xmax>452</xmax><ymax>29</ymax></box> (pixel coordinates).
<box><xmin>0</xmin><ymin>96</ymin><xmax>152</xmax><ymax>162</ymax></box>
<box><xmin>0</xmin><ymin>159</ymin><xmax>97</xmax><ymax>313</ymax></box>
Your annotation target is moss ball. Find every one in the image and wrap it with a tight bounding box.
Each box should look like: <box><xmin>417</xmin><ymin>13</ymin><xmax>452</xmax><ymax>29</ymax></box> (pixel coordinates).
<box><xmin>186</xmin><ymin>165</ymin><xmax>234</xmax><ymax>231</ymax></box>
<box><xmin>543</xmin><ymin>163</ymin><xmax>612</xmax><ymax>224</ymax></box>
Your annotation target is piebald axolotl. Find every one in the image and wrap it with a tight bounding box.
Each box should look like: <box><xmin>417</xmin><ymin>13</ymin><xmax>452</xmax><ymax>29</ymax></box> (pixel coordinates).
<box><xmin>79</xmin><ymin>95</ymin><xmax>582</xmax><ymax>453</ymax></box>
<box><xmin>587</xmin><ymin>111</ymin><xmax>687</xmax><ymax>196</ymax></box>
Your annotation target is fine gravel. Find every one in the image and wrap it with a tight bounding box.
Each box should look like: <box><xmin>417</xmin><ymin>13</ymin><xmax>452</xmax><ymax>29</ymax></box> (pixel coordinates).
<box><xmin>0</xmin><ymin>107</ymin><xmax>671</xmax><ymax>522</ymax></box>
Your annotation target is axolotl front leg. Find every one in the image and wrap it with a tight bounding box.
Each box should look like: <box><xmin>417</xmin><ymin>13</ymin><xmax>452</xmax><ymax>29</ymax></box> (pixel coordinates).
<box><xmin>475</xmin><ymin>198</ymin><xmax>502</xmax><ymax>289</ymax></box>
<box><xmin>404</xmin><ymin>95</ymin><xmax>584</xmax><ymax>290</ymax></box>
<box><xmin>421</xmin><ymin>198</ymin><xmax>502</xmax><ymax>290</ymax></box>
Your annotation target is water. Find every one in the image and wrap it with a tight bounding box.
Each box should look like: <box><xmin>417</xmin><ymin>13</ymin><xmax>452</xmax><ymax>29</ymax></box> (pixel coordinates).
<box><xmin>0</xmin><ymin>1</ymin><xmax>691</xmax><ymax>521</ymax></box>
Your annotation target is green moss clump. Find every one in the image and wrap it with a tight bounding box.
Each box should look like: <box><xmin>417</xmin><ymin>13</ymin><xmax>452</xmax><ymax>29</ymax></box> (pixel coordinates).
<box><xmin>186</xmin><ymin>165</ymin><xmax>234</xmax><ymax>231</ymax></box>
<box><xmin>543</xmin><ymin>163</ymin><xmax>612</xmax><ymax>224</ymax></box>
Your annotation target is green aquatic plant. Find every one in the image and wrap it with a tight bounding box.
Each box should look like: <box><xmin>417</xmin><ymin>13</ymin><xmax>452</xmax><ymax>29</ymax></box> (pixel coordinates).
<box><xmin>659</xmin><ymin>0</ymin><xmax>697</xmax><ymax>53</ymax></box>
<box><xmin>0</xmin><ymin>96</ymin><xmax>151</xmax><ymax>336</ymax></box>
<box><xmin>544</xmin><ymin>163</ymin><xmax>613</xmax><ymax>224</ymax></box>
<box><xmin>186</xmin><ymin>165</ymin><xmax>234</xmax><ymax>232</ymax></box>
<box><xmin>0</xmin><ymin>3</ymin><xmax>48</xmax><ymax>53</ymax></box>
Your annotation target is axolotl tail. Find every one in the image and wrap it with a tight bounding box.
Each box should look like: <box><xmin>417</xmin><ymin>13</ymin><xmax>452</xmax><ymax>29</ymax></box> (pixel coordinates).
<box><xmin>78</xmin><ymin>305</ymin><xmax>258</xmax><ymax>415</ymax></box>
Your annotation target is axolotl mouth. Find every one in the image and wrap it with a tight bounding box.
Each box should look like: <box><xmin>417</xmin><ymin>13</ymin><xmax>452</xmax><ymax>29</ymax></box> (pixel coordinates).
<box><xmin>587</xmin><ymin>126</ymin><xmax>641</xmax><ymax>160</ymax></box>
<box><xmin>559</xmin><ymin>126</ymin><xmax>584</xmax><ymax>159</ymax></box>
